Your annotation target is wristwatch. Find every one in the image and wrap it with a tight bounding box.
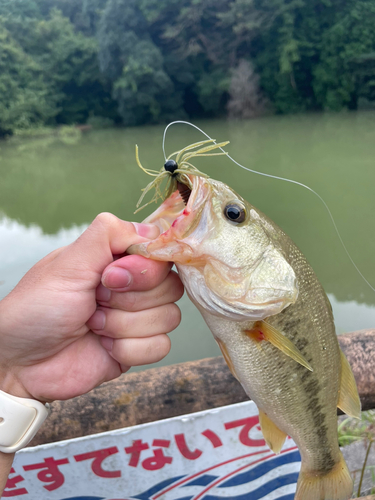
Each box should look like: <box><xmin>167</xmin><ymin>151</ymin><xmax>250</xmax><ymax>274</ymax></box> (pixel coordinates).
<box><xmin>0</xmin><ymin>390</ymin><xmax>50</xmax><ymax>453</ymax></box>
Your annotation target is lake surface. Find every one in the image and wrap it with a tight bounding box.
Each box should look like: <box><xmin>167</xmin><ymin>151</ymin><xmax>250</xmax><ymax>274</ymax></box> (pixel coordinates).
<box><xmin>1</xmin><ymin>112</ymin><xmax>375</xmax><ymax>372</ymax></box>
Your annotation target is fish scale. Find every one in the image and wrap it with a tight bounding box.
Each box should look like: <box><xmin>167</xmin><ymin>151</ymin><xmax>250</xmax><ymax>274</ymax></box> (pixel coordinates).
<box><xmin>129</xmin><ymin>169</ymin><xmax>361</xmax><ymax>500</ymax></box>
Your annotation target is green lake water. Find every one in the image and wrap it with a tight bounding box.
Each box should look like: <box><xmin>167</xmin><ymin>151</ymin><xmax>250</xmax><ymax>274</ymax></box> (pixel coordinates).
<box><xmin>1</xmin><ymin>112</ymin><xmax>375</xmax><ymax>372</ymax></box>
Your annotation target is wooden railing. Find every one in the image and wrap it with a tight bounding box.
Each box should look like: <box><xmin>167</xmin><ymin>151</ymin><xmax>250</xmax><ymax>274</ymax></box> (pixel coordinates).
<box><xmin>30</xmin><ymin>329</ymin><xmax>375</xmax><ymax>447</ymax></box>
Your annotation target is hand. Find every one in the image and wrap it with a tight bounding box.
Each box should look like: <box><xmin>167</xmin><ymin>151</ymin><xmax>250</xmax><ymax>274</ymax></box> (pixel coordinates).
<box><xmin>0</xmin><ymin>213</ymin><xmax>183</xmax><ymax>403</ymax></box>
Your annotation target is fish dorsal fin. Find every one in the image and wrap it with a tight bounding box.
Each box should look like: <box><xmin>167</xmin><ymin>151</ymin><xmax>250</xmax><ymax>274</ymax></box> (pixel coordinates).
<box><xmin>337</xmin><ymin>349</ymin><xmax>361</xmax><ymax>419</ymax></box>
<box><xmin>215</xmin><ymin>337</ymin><xmax>239</xmax><ymax>381</ymax></box>
<box><xmin>258</xmin><ymin>409</ymin><xmax>287</xmax><ymax>454</ymax></box>
<box><xmin>245</xmin><ymin>321</ymin><xmax>313</xmax><ymax>372</ymax></box>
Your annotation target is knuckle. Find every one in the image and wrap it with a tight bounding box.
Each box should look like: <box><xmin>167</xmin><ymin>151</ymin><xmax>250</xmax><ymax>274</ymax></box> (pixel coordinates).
<box><xmin>91</xmin><ymin>213</ymin><xmax>132</xmax><ymax>238</ymax></box>
<box><xmin>93</xmin><ymin>212</ymin><xmax>118</xmax><ymax>228</ymax></box>
<box><xmin>121</xmin><ymin>291</ymin><xmax>138</xmax><ymax>311</ymax></box>
<box><xmin>172</xmin><ymin>275</ymin><xmax>185</xmax><ymax>301</ymax></box>
<box><xmin>165</xmin><ymin>271</ymin><xmax>185</xmax><ymax>302</ymax></box>
<box><xmin>112</xmin><ymin>338</ymin><xmax>126</xmax><ymax>361</ymax></box>
<box><xmin>164</xmin><ymin>303</ymin><xmax>181</xmax><ymax>331</ymax></box>
<box><xmin>109</xmin><ymin>310</ymin><xmax>130</xmax><ymax>336</ymax></box>
<box><xmin>156</xmin><ymin>334</ymin><xmax>171</xmax><ymax>357</ymax></box>
<box><xmin>148</xmin><ymin>335</ymin><xmax>171</xmax><ymax>362</ymax></box>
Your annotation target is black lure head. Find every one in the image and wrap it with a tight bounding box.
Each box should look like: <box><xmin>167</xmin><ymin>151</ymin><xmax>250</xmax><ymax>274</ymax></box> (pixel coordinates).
<box><xmin>135</xmin><ymin>139</ymin><xmax>228</xmax><ymax>213</ymax></box>
<box><xmin>164</xmin><ymin>159</ymin><xmax>178</xmax><ymax>175</ymax></box>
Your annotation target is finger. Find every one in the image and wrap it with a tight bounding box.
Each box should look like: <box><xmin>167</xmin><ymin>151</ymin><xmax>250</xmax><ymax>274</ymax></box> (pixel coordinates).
<box><xmin>102</xmin><ymin>334</ymin><xmax>171</xmax><ymax>366</ymax></box>
<box><xmin>18</xmin><ymin>333</ymin><xmax>122</xmax><ymax>402</ymax></box>
<box><xmin>97</xmin><ymin>271</ymin><xmax>184</xmax><ymax>311</ymax></box>
<box><xmin>88</xmin><ymin>303</ymin><xmax>181</xmax><ymax>338</ymax></box>
<box><xmin>101</xmin><ymin>255</ymin><xmax>172</xmax><ymax>292</ymax></box>
<box><xmin>52</xmin><ymin>214</ymin><xmax>160</xmax><ymax>281</ymax></box>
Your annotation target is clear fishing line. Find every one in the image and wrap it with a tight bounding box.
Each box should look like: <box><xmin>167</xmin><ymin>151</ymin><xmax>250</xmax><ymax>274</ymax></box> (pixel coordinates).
<box><xmin>162</xmin><ymin>120</ymin><xmax>375</xmax><ymax>294</ymax></box>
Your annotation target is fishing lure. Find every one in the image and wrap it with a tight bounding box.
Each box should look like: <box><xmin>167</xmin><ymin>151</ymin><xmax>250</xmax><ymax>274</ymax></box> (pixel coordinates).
<box><xmin>135</xmin><ymin>120</ymin><xmax>375</xmax><ymax>296</ymax></box>
<box><xmin>134</xmin><ymin>139</ymin><xmax>228</xmax><ymax>212</ymax></box>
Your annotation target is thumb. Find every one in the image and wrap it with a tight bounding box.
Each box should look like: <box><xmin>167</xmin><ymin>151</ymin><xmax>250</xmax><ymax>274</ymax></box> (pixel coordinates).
<box><xmin>53</xmin><ymin>213</ymin><xmax>160</xmax><ymax>279</ymax></box>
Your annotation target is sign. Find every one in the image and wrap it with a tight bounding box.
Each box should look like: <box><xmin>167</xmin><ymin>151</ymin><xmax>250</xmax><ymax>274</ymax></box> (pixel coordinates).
<box><xmin>4</xmin><ymin>401</ymin><xmax>301</xmax><ymax>500</ymax></box>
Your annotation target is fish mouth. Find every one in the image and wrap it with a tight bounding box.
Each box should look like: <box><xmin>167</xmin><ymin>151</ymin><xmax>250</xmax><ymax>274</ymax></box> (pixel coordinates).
<box><xmin>129</xmin><ymin>175</ymin><xmax>210</xmax><ymax>262</ymax></box>
<box><xmin>177</xmin><ymin>181</ymin><xmax>192</xmax><ymax>205</ymax></box>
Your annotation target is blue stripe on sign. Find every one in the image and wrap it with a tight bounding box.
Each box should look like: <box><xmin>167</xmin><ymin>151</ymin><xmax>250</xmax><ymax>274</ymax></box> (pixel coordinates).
<box><xmin>183</xmin><ymin>474</ymin><xmax>218</xmax><ymax>487</ymax></box>
<box><xmin>61</xmin><ymin>497</ymin><xmax>105</xmax><ymax>500</ymax></box>
<box><xmin>204</xmin><ymin>472</ymin><xmax>299</xmax><ymax>500</ymax></box>
<box><xmin>134</xmin><ymin>475</ymin><xmax>186</xmax><ymax>500</ymax></box>
<box><xmin>219</xmin><ymin>450</ymin><xmax>301</xmax><ymax>487</ymax></box>
<box><xmin>277</xmin><ymin>495</ymin><xmax>296</xmax><ymax>500</ymax></box>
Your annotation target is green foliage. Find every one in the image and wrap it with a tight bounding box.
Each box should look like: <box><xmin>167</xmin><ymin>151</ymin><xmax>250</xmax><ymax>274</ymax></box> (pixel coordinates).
<box><xmin>30</xmin><ymin>9</ymin><xmax>113</xmax><ymax>124</ymax></box>
<box><xmin>338</xmin><ymin>410</ymin><xmax>375</xmax><ymax>446</ymax></box>
<box><xmin>338</xmin><ymin>411</ymin><xmax>375</xmax><ymax>497</ymax></box>
<box><xmin>2</xmin><ymin>0</ymin><xmax>375</xmax><ymax>133</ymax></box>
<box><xmin>0</xmin><ymin>1</ymin><xmax>117</xmax><ymax>135</ymax></box>
<box><xmin>314</xmin><ymin>0</ymin><xmax>375</xmax><ymax>110</ymax></box>
<box><xmin>0</xmin><ymin>22</ymin><xmax>56</xmax><ymax>136</ymax></box>
<box><xmin>98</xmin><ymin>0</ymin><xmax>182</xmax><ymax>125</ymax></box>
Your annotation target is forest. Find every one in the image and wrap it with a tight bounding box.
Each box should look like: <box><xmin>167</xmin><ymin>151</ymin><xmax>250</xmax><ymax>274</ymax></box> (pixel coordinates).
<box><xmin>1</xmin><ymin>0</ymin><xmax>375</xmax><ymax>136</ymax></box>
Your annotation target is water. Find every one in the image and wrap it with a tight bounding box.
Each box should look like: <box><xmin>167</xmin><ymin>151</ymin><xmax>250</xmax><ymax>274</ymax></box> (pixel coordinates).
<box><xmin>1</xmin><ymin>112</ymin><xmax>375</xmax><ymax>372</ymax></box>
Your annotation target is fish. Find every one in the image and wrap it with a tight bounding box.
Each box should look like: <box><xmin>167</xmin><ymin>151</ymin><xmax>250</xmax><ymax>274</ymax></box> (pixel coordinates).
<box><xmin>128</xmin><ymin>149</ymin><xmax>361</xmax><ymax>500</ymax></box>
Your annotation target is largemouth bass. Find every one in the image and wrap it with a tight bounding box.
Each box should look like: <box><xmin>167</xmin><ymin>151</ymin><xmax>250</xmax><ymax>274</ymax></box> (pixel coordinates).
<box><xmin>129</xmin><ymin>150</ymin><xmax>361</xmax><ymax>500</ymax></box>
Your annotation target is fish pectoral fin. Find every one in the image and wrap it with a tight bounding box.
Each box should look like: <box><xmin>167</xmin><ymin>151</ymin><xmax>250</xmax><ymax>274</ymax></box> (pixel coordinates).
<box><xmin>337</xmin><ymin>349</ymin><xmax>361</xmax><ymax>419</ymax></box>
<box><xmin>245</xmin><ymin>321</ymin><xmax>313</xmax><ymax>372</ymax></box>
<box><xmin>258</xmin><ymin>409</ymin><xmax>287</xmax><ymax>454</ymax></box>
<box><xmin>215</xmin><ymin>337</ymin><xmax>239</xmax><ymax>381</ymax></box>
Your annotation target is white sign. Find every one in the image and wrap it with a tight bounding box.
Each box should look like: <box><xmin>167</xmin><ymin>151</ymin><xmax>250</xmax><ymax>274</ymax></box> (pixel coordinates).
<box><xmin>4</xmin><ymin>401</ymin><xmax>301</xmax><ymax>500</ymax></box>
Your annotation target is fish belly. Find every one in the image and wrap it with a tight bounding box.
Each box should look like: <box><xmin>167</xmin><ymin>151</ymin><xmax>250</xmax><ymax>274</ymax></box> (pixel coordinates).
<box><xmin>204</xmin><ymin>309</ymin><xmax>341</xmax><ymax>465</ymax></box>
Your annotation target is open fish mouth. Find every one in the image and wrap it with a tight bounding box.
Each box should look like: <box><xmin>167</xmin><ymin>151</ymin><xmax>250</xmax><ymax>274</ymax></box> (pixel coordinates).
<box><xmin>177</xmin><ymin>181</ymin><xmax>192</xmax><ymax>205</ymax></box>
<box><xmin>142</xmin><ymin>175</ymin><xmax>209</xmax><ymax>241</ymax></box>
<box><xmin>128</xmin><ymin>175</ymin><xmax>210</xmax><ymax>263</ymax></box>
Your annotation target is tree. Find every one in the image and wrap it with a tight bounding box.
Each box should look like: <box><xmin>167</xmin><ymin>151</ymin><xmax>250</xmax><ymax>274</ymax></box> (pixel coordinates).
<box><xmin>0</xmin><ymin>21</ymin><xmax>56</xmax><ymax>135</ymax></box>
<box><xmin>227</xmin><ymin>59</ymin><xmax>267</xmax><ymax>118</ymax></box>
<box><xmin>30</xmin><ymin>9</ymin><xmax>115</xmax><ymax>124</ymax></box>
<box><xmin>313</xmin><ymin>0</ymin><xmax>375</xmax><ymax>110</ymax></box>
<box><xmin>98</xmin><ymin>0</ymin><xmax>182</xmax><ymax>125</ymax></box>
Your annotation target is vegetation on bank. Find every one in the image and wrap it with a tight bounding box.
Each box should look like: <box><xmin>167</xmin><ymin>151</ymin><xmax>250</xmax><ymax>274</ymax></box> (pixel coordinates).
<box><xmin>1</xmin><ymin>0</ymin><xmax>375</xmax><ymax>136</ymax></box>
<box><xmin>338</xmin><ymin>411</ymin><xmax>375</xmax><ymax>496</ymax></box>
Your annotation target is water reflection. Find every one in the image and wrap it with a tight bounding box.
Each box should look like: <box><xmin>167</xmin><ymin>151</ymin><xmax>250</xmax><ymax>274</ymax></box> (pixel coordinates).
<box><xmin>0</xmin><ymin>113</ymin><xmax>374</xmax><ymax>370</ymax></box>
<box><xmin>0</xmin><ymin>216</ymin><xmax>86</xmax><ymax>299</ymax></box>
<box><xmin>0</xmin><ymin>214</ymin><xmax>374</xmax><ymax>373</ymax></box>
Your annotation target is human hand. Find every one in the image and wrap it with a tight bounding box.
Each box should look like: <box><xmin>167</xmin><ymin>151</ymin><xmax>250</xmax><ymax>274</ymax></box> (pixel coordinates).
<box><xmin>0</xmin><ymin>213</ymin><xmax>183</xmax><ymax>403</ymax></box>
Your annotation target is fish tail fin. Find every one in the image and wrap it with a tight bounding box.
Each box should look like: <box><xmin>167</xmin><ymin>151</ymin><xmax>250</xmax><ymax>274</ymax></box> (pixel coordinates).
<box><xmin>295</xmin><ymin>451</ymin><xmax>353</xmax><ymax>500</ymax></box>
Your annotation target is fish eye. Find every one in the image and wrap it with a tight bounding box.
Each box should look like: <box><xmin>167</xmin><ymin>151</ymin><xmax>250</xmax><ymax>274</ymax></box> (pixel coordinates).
<box><xmin>224</xmin><ymin>203</ymin><xmax>246</xmax><ymax>223</ymax></box>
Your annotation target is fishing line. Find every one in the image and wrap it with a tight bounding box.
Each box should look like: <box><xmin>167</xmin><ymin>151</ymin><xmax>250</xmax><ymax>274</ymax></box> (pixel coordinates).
<box><xmin>162</xmin><ymin>120</ymin><xmax>375</xmax><ymax>294</ymax></box>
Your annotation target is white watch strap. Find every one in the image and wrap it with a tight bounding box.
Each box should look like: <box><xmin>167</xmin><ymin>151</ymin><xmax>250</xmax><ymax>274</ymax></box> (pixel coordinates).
<box><xmin>0</xmin><ymin>390</ymin><xmax>49</xmax><ymax>453</ymax></box>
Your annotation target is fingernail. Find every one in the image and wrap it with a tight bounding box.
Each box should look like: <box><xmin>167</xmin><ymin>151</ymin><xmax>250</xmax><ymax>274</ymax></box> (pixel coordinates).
<box><xmin>96</xmin><ymin>284</ymin><xmax>111</xmax><ymax>302</ymax></box>
<box><xmin>90</xmin><ymin>310</ymin><xmax>106</xmax><ymax>330</ymax></box>
<box><xmin>102</xmin><ymin>267</ymin><xmax>132</xmax><ymax>289</ymax></box>
<box><xmin>132</xmin><ymin>222</ymin><xmax>160</xmax><ymax>239</ymax></box>
<box><xmin>101</xmin><ymin>336</ymin><xmax>113</xmax><ymax>352</ymax></box>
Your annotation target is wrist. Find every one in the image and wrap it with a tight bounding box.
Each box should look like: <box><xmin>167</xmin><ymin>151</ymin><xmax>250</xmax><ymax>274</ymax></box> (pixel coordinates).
<box><xmin>0</xmin><ymin>389</ymin><xmax>50</xmax><ymax>453</ymax></box>
<box><xmin>0</xmin><ymin>371</ymin><xmax>34</xmax><ymax>401</ymax></box>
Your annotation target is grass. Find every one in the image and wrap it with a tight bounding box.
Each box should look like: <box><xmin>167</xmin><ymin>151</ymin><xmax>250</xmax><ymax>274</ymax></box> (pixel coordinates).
<box><xmin>338</xmin><ymin>410</ymin><xmax>375</xmax><ymax>497</ymax></box>
<box><xmin>8</xmin><ymin>125</ymin><xmax>83</xmax><ymax>152</ymax></box>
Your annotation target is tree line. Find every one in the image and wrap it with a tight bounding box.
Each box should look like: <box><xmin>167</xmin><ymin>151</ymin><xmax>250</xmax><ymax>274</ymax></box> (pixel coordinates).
<box><xmin>1</xmin><ymin>0</ymin><xmax>375</xmax><ymax>136</ymax></box>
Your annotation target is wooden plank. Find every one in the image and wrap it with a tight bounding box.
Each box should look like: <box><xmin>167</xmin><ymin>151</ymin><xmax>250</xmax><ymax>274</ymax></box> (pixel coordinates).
<box><xmin>30</xmin><ymin>329</ymin><xmax>375</xmax><ymax>446</ymax></box>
